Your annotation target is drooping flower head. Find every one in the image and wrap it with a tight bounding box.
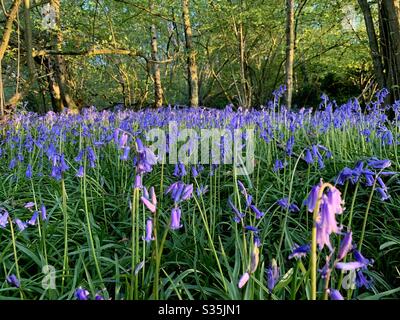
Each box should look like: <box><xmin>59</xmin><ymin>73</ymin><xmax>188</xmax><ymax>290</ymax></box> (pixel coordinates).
<box><xmin>170</xmin><ymin>207</ymin><xmax>182</xmax><ymax>230</ymax></box>
<box><xmin>6</xmin><ymin>274</ymin><xmax>20</xmax><ymax>288</ymax></box>
<box><xmin>288</xmin><ymin>243</ymin><xmax>310</xmax><ymax>259</ymax></box>
<box><xmin>238</xmin><ymin>272</ymin><xmax>250</xmax><ymax>289</ymax></box>
<box><xmin>142</xmin><ymin>219</ymin><xmax>155</xmax><ymax>242</ymax></box>
<box><xmin>75</xmin><ymin>287</ymin><xmax>90</xmax><ymax>300</ymax></box>
<box><xmin>267</xmin><ymin>259</ymin><xmax>279</xmax><ymax>291</ymax></box>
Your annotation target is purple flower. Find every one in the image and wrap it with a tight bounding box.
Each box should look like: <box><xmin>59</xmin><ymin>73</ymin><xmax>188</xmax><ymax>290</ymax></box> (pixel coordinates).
<box><xmin>354</xmin><ymin>249</ymin><xmax>373</xmax><ymax>266</ymax></box>
<box><xmin>6</xmin><ymin>274</ymin><xmax>20</xmax><ymax>288</ymax></box>
<box><xmin>136</xmin><ymin>137</ymin><xmax>157</xmax><ymax>174</ymax></box>
<box><xmin>250</xmin><ymin>205</ymin><xmax>264</xmax><ymax>219</ymax></box>
<box><xmin>277</xmin><ymin>198</ymin><xmax>299</xmax><ymax>213</ymax></box>
<box><xmin>15</xmin><ymin>218</ymin><xmax>28</xmax><ymax>232</ymax></box>
<box><xmin>181</xmin><ymin>184</ymin><xmax>193</xmax><ymax>201</ymax></box>
<box><xmin>142</xmin><ymin>219</ymin><xmax>155</xmax><ymax>242</ymax></box>
<box><xmin>75</xmin><ymin>287</ymin><xmax>90</xmax><ymax>300</ymax></box>
<box><xmin>267</xmin><ymin>259</ymin><xmax>279</xmax><ymax>291</ymax></box>
<box><xmin>245</xmin><ymin>225</ymin><xmax>259</xmax><ymax>233</ymax></box>
<box><xmin>376</xmin><ymin>187</ymin><xmax>390</xmax><ymax>201</ymax></box>
<box><xmin>24</xmin><ymin>202</ymin><xmax>35</xmax><ymax>209</ymax></box>
<box><xmin>141</xmin><ymin>187</ymin><xmax>157</xmax><ymax>213</ymax></box>
<box><xmin>338</xmin><ymin>231</ymin><xmax>352</xmax><ymax>260</ymax></box>
<box><xmin>95</xmin><ymin>293</ymin><xmax>105</xmax><ymax>300</ymax></box>
<box><xmin>335</xmin><ymin>261</ymin><xmax>367</xmax><ymax>271</ymax></box>
<box><xmin>367</xmin><ymin>158</ymin><xmax>391</xmax><ymax>170</ymax></box>
<box><xmin>328</xmin><ymin>289</ymin><xmax>344</xmax><ymax>300</ymax></box>
<box><xmin>170</xmin><ymin>207</ymin><xmax>182</xmax><ymax>230</ymax></box>
<box><xmin>134</xmin><ymin>175</ymin><xmax>142</xmax><ymax>189</ymax></box>
<box><xmin>273</xmin><ymin>159</ymin><xmax>285</xmax><ymax>172</ymax></box>
<box><xmin>76</xmin><ymin>165</ymin><xmax>84</xmax><ymax>178</ymax></box>
<box><xmin>238</xmin><ymin>272</ymin><xmax>250</xmax><ymax>289</ymax></box>
<box><xmin>228</xmin><ymin>198</ymin><xmax>245</xmax><ymax>223</ymax></box>
<box><xmin>356</xmin><ymin>270</ymin><xmax>372</xmax><ymax>289</ymax></box>
<box><xmin>316</xmin><ymin>195</ymin><xmax>342</xmax><ymax>251</ymax></box>
<box><xmin>326</xmin><ymin>186</ymin><xmax>344</xmax><ymax>215</ymax></box>
<box><xmin>0</xmin><ymin>210</ymin><xmax>9</xmax><ymax>228</ymax></box>
<box><xmin>26</xmin><ymin>164</ymin><xmax>33</xmax><ymax>179</ymax></box>
<box><xmin>305</xmin><ymin>183</ymin><xmax>321</xmax><ymax>213</ymax></box>
<box><xmin>288</xmin><ymin>243</ymin><xmax>310</xmax><ymax>259</ymax></box>
<box><xmin>305</xmin><ymin>149</ymin><xmax>313</xmax><ymax>164</ymax></box>
<box><xmin>121</xmin><ymin>146</ymin><xmax>130</xmax><ymax>161</ymax></box>
<box><xmin>28</xmin><ymin>211</ymin><xmax>39</xmax><ymax>226</ymax></box>
<box><xmin>41</xmin><ymin>204</ymin><xmax>47</xmax><ymax>221</ymax></box>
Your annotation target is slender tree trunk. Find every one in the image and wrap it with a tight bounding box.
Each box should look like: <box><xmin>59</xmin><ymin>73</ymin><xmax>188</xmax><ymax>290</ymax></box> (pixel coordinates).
<box><xmin>49</xmin><ymin>0</ymin><xmax>77</xmax><ymax>112</ymax></box>
<box><xmin>383</xmin><ymin>0</ymin><xmax>400</xmax><ymax>100</ymax></box>
<box><xmin>358</xmin><ymin>0</ymin><xmax>385</xmax><ymax>89</ymax></box>
<box><xmin>285</xmin><ymin>0</ymin><xmax>295</xmax><ymax>109</ymax></box>
<box><xmin>149</xmin><ymin>21</ymin><xmax>163</xmax><ymax>107</ymax></box>
<box><xmin>0</xmin><ymin>0</ymin><xmax>22</xmax><ymax>117</ymax></box>
<box><xmin>182</xmin><ymin>0</ymin><xmax>199</xmax><ymax>107</ymax></box>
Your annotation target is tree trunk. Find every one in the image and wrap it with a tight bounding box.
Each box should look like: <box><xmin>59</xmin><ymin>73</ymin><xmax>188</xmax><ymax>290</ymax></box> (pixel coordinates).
<box><xmin>285</xmin><ymin>0</ymin><xmax>295</xmax><ymax>109</ymax></box>
<box><xmin>182</xmin><ymin>0</ymin><xmax>199</xmax><ymax>107</ymax></box>
<box><xmin>49</xmin><ymin>0</ymin><xmax>77</xmax><ymax>112</ymax></box>
<box><xmin>0</xmin><ymin>0</ymin><xmax>22</xmax><ymax>117</ymax></box>
<box><xmin>149</xmin><ymin>5</ymin><xmax>163</xmax><ymax>109</ymax></box>
<box><xmin>358</xmin><ymin>0</ymin><xmax>385</xmax><ymax>89</ymax></box>
<box><xmin>379</xmin><ymin>0</ymin><xmax>400</xmax><ymax>101</ymax></box>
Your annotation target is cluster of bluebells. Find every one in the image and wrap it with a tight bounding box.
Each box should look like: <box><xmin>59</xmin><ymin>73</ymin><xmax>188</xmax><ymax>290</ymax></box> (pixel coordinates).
<box><xmin>336</xmin><ymin>158</ymin><xmax>395</xmax><ymax>201</ymax></box>
<box><xmin>0</xmin><ymin>203</ymin><xmax>47</xmax><ymax>232</ymax></box>
<box><xmin>304</xmin><ymin>181</ymin><xmax>375</xmax><ymax>300</ymax></box>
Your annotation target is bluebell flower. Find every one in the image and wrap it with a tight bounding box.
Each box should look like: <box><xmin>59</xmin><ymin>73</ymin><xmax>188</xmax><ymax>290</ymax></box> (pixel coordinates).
<box><xmin>6</xmin><ymin>274</ymin><xmax>20</xmax><ymax>288</ymax></box>
<box><xmin>328</xmin><ymin>289</ymin><xmax>344</xmax><ymax>300</ymax></box>
<box><xmin>28</xmin><ymin>211</ymin><xmax>39</xmax><ymax>226</ymax></box>
<box><xmin>245</xmin><ymin>225</ymin><xmax>259</xmax><ymax>233</ymax></box>
<box><xmin>266</xmin><ymin>259</ymin><xmax>279</xmax><ymax>291</ymax></box>
<box><xmin>76</xmin><ymin>165</ymin><xmax>84</xmax><ymax>178</ymax></box>
<box><xmin>41</xmin><ymin>204</ymin><xmax>47</xmax><ymax>221</ymax></box>
<box><xmin>26</xmin><ymin>164</ymin><xmax>33</xmax><ymax>179</ymax></box>
<box><xmin>0</xmin><ymin>209</ymin><xmax>9</xmax><ymax>228</ymax></box>
<box><xmin>305</xmin><ymin>183</ymin><xmax>321</xmax><ymax>213</ymax></box>
<box><xmin>288</xmin><ymin>243</ymin><xmax>310</xmax><ymax>259</ymax></box>
<box><xmin>305</xmin><ymin>149</ymin><xmax>313</xmax><ymax>164</ymax></box>
<box><xmin>170</xmin><ymin>207</ymin><xmax>183</xmax><ymax>230</ymax></box>
<box><xmin>367</xmin><ymin>158</ymin><xmax>391</xmax><ymax>170</ymax></box>
<box><xmin>15</xmin><ymin>218</ymin><xmax>28</xmax><ymax>232</ymax></box>
<box><xmin>250</xmin><ymin>204</ymin><xmax>264</xmax><ymax>219</ymax></box>
<box><xmin>142</xmin><ymin>219</ymin><xmax>155</xmax><ymax>242</ymax></box>
<box><xmin>75</xmin><ymin>287</ymin><xmax>90</xmax><ymax>300</ymax></box>
<box><xmin>95</xmin><ymin>293</ymin><xmax>105</xmax><ymax>300</ymax></box>
<box><xmin>356</xmin><ymin>270</ymin><xmax>372</xmax><ymax>289</ymax></box>
<box><xmin>238</xmin><ymin>272</ymin><xmax>250</xmax><ymax>289</ymax></box>
<box><xmin>338</xmin><ymin>231</ymin><xmax>352</xmax><ymax>260</ymax></box>
<box><xmin>376</xmin><ymin>187</ymin><xmax>390</xmax><ymax>201</ymax></box>
<box><xmin>273</xmin><ymin>159</ymin><xmax>285</xmax><ymax>172</ymax></box>
<box><xmin>228</xmin><ymin>197</ymin><xmax>245</xmax><ymax>223</ymax></box>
